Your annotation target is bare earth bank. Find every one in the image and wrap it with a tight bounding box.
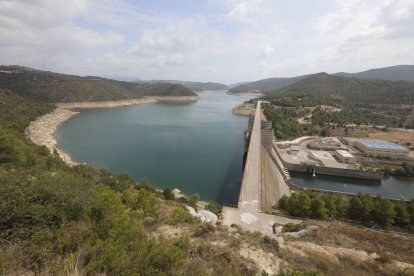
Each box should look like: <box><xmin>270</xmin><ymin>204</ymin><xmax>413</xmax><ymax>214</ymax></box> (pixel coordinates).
<box><xmin>26</xmin><ymin>96</ymin><xmax>199</xmax><ymax>166</ymax></box>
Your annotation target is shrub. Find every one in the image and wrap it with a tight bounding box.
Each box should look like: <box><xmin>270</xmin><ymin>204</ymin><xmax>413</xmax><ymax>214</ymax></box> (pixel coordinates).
<box><xmin>376</xmin><ymin>253</ymin><xmax>393</xmax><ymax>264</ymax></box>
<box><xmin>206</xmin><ymin>201</ymin><xmax>221</xmax><ymax>215</ymax></box>
<box><xmin>134</xmin><ymin>188</ymin><xmax>160</xmax><ymax>218</ymax></box>
<box><xmin>170</xmin><ymin>206</ymin><xmax>195</xmax><ymax>225</ymax></box>
<box><xmin>163</xmin><ymin>188</ymin><xmax>175</xmax><ymax>200</ymax></box>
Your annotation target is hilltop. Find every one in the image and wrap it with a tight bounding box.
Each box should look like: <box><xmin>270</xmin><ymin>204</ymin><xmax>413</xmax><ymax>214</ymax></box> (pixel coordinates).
<box><xmin>229</xmin><ymin>75</ymin><xmax>309</xmax><ymax>94</ymax></box>
<box><xmin>143</xmin><ymin>80</ymin><xmax>229</xmax><ymax>91</ymax></box>
<box><xmin>336</xmin><ymin>65</ymin><xmax>414</xmax><ymax>82</ymax></box>
<box><xmin>264</xmin><ymin>72</ymin><xmax>414</xmax><ymax>106</ymax></box>
<box><xmin>0</xmin><ymin>65</ymin><xmax>197</xmax><ymax>102</ymax></box>
<box><xmin>231</xmin><ymin>65</ymin><xmax>414</xmax><ymax>94</ymax></box>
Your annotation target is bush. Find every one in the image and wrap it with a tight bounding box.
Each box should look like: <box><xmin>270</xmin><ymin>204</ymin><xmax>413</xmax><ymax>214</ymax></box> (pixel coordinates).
<box><xmin>170</xmin><ymin>206</ymin><xmax>196</xmax><ymax>225</ymax></box>
<box><xmin>163</xmin><ymin>188</ymin><xmax>175</xmax><ymax>200</ymax></box>
<box><xmin>188</xmin><ymin>193</ymin><xmax>200</xmax><ymax>208</ymax></box>
<box><xmin>376</xmin><ymin>253</ymin><xmax>393</xmax><ymax>264</ymax></box>
<box><xmin>134</xmin><ymin>188</ymin><xmax>160</xmax><ymax>218</ymax></box>
<box><xmin>206</xmin><ymin>201</ymin><xmax>221</xmax><ymax>215</ymax></box>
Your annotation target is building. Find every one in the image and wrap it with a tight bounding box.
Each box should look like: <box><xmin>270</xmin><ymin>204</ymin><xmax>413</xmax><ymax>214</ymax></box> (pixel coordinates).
<box><xmin>334</xmin><ymin>150</ymin><xmax>356</xmax><ymax>163</ymax></box>
<box><xmin>288</xmin><ymin>145</ymin><xmax>300</xmax><ymax>155</ymax></box>
<box><xmin>350</xmin><ymin>139</ymin><xmax>409</xmax><ymax>159</ymax></box>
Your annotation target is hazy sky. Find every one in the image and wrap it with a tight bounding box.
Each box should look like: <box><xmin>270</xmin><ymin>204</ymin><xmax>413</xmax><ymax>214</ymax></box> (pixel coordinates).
<box><xmin>1</xmin><ymin>0</ymin><xmax>414</xmax><ymax>83</ymax></box>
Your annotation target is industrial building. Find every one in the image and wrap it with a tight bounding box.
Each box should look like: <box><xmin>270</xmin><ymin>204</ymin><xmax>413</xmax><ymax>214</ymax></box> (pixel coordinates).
<box><xmin>344</xmin><ymin>138</ymin><xmax>409</xmax><ymax>159</ymax></box>
<box><xmin>334</xmin><ymin>150</ymin><xmax>356</xmax><ymax>163</ymax></box>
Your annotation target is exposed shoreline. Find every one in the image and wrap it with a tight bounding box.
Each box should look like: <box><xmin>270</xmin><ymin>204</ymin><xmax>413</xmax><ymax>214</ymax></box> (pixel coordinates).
<box><xmin>227</xmin><ymin>91</ymin><xmax>265</xmax><ymax>97</ymax></box>
<box><xmin>230</xmin><ymin>103</ymin><xmax>256</xmax><ymax>116</ymax></box>
<box><xmin>26</xmin><ymin>96</ymin><xmax>199</xmax><ymax>166</ymax></box>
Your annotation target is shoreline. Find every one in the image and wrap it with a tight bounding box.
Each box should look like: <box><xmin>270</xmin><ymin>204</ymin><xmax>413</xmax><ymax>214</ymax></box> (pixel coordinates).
<box><xmin>230</xmin><ymin>103</ymin><xmax>256</xmax><ymax>116</ymax></box>
<box><xmin>26</xmin><ymin>96</ymin><xmax>199</xmax><ymax>166</ymax></box>
<box><xmin>226</xmin><ymin>91</ymin><xmax>264</xmax><ymax>97</ymax></box>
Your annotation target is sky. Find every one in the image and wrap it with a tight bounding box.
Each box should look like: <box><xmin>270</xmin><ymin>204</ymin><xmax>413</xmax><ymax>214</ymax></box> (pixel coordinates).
<box><xmin>1</xmin><ymin>0</ymin><xmax>414</xmax><ymax>83</ymax></box>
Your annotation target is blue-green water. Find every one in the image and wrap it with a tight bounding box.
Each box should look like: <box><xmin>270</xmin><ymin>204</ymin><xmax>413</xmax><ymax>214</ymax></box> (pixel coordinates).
<box><xmin>290</xmin><ymin>172</ymin><xmax>414</xmax><ymax>200</ymax></box>
<box><xmin>55</xmin><ymin>91</ymin><xmax>254</xmax><ymax>205</ymax></box>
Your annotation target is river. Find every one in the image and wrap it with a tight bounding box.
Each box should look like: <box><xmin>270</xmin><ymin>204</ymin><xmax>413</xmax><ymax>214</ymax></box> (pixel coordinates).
<box><xmin>55</xmin><ymin>91</ymin><xmax>254</xmax><ymax>205</ymax></box>
<box><xmin>290</xmin><ymin>172</ymin><xmax>414</xmax><ymax>200</ymax></box>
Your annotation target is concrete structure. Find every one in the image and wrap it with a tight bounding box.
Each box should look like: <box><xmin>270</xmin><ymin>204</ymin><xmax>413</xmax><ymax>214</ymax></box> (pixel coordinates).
<box><xmin>222</xmin><ymin>101</ymin><xmax>299</xmax><ymax>234</ymax></box>
<box><xmin>308</xmin><ymin>138</ymin><xmax>343</xmax><ymax>151</ymax></box>
<box><xmin>334</xmin><ymin>149</ymin><xmax>356</xmax><ymax>164</ymax></box>
<box><xmin>288</xmin><ymin>145</ymin><xmax>300</xmax><ymax>155</ymax></box>
<box><xmin>345</xmin><ymin>138</ymin><xmax>409</xmax><ymax>159</ymax></box>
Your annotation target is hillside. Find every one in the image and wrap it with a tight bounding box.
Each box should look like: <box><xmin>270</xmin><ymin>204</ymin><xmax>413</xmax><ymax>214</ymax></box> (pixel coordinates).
<box><xmin>1</xmin><ymin>88</ymin><xmax>414</xmax><ymax>275</ymax></box>
<box><xmin>0</xmin><ymin>66</ymin><xmax>197</xmax><ymax>102</ymax></box>
<box><xmin>264</xmin><ymin>73</ymin><xmax>414</xmax><ymax>106</ymax></box>
<box><xmin>336</xmin><ymin>65</ymin><xmax>414</xmax><ymax>82</ymax></box>
<box><xmin>229</xmin><ymin>75</ymin><xmax>309</xmax><ymax>94</ymax></box>
<box><xmin>144</xmin><ymin>80</ymin><xmax>229</xmax><ymax>91</ymax></box>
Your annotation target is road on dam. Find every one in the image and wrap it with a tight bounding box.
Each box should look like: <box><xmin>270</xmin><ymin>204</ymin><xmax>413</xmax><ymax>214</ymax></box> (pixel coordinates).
<box><xmin>222</xmin><ymin>101</ymin><xmax>298</xmax><ymax>235</ymax></box>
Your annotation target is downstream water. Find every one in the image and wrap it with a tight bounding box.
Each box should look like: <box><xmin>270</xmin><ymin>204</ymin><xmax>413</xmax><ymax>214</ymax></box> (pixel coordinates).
<box><xmin>290</xmin><ymin>172</ymin><xmax>414</xmax><ymax>200</ymax></box>
<box><xmin>55</xmin><ymin>91</ymin><xmax>254</xmax><ymax>205</ymax></box>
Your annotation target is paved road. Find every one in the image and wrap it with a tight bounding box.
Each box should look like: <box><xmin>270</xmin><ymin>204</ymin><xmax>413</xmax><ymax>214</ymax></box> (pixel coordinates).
<box><xmin>223</xmin><ymin>101</ymin><xmax>299</xmax><ymax>234</ymax></box>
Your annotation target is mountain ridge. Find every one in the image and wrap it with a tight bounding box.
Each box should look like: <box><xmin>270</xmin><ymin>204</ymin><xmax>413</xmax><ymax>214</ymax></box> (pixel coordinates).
<box><xmin>0</xmin><ymin>65</ymin><xmax>197</xmax><ymax>103</ymax></box>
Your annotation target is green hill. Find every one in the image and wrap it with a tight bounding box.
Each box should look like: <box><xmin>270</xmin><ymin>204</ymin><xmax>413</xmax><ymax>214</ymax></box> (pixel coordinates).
<box><xmin>264</xmin><ymin>73</ymin><xmax>414</xmax><ymax>106</ymax></box>
<box><xmin>335</xmin><ymin>65</ymin><xmax>414</xmax><ymax>82</ymax></box>
<box><xmin>145</xmin><ymin>80</ymin><xmax>229</xmax><ymax>91</ymax></box>
<box><xmin>228</xmin><ymin>75</ymin><xmax>309</xmax><ymax>94</ymax></box>
<box><xmin>0</xmin><ymin>66</ymin><xmax>196</xmax><ymax>102</ymax></box>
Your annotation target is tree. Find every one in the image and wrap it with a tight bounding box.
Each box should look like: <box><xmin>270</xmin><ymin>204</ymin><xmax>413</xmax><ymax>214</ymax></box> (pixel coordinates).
<box><xmin>310</xmin><ymin>196</ymin><xmax>328</xmax><ymax>220</ymax></box>
<box><xmin>134</xmin><ymin>189</ymin><xmax>160</xmax><ymax>218</ymax></box>
<box><xmin>319</xmin><ymin>127</ymin><xmax>330</xmax><ymax>137</ymax></box>
<box><xmin>296</xmin><ymin>193</ymin><xmax>311</xmax><ymax>217</ymax></box>
<box><xmin>335</xmin><ymin>197</ymin><xmax>348</xmax><ymax>218</ymax></box>
<box><xmin>372</xmin><ymin>197</ymin><xmax>396</xmax><ymax>228</ymax></box>
<box><xmin>360</xmin><ymin>194</ymin><xmax>374</xmax><ymax>222</ymax></box>
<box><xmin>348</xmin><ymin>196</ymin><xmax>364</xmax><ymax>221</ymax></box>
<box><xmin>394</xmin><ymin>202</ymin><xmax>410</xmax><ymax>226</ymax></box>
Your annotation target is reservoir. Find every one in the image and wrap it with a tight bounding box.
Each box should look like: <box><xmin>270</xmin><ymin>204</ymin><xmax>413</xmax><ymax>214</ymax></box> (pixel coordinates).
<box><xmin>55</xmin><ymin>90</ymin><xmax>414</xmax><ymax>203</ymax></box>
<box><xmin>55</xmin><ymin>91</ymin><xmax>254</xmax><ymax>205</ymax></box>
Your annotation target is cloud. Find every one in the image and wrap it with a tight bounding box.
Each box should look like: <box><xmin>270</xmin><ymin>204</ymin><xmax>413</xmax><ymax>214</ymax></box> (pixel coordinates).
<box><xmin>1</xmin><ymin>0</ymin><xmax>414</xmax><ymax>83</ymax></box>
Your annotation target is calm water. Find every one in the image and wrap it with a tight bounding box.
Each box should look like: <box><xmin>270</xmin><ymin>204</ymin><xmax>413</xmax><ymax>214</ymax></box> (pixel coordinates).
<box><xmin>290</xmin><ymin>172</ymin><xmax>414</xmax><ymax>200</ymax></box>
<box><xmin>55</xmin><ymin>91</ymin><xmax>254</xmax><ymax>205</ymax></box>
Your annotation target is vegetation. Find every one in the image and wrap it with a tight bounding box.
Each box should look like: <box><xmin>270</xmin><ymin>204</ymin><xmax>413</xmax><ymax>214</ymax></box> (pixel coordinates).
<box><xmin>278</xmin><ymin>192</ymin><xmax>414</xmax><ymax>229</ymax></box>
<box><xmin>0</xmin><ymin>65</ymin><xmax>196</xmax><ymax>102</ymax></box>
<box><xmin>145</xmin><ymin>80</ymin><xmax>229</xmax><ymax>91</ymax></box>
<box><xmin>263</xmin><ymin>105</ymin><xmax>304</xmax><ymax>140</ymax></box>
<box><xmin>383</xmin><ymin>162</ymin><xmax>414</xmax><ymax>177</ymax></box>
<box><xmin>229</xmin><ymin>75</ymin><xmax>309</xmax><ymax>94</ymax></box>
<box><xmin>0</xmin><ymin>88</ymin><xmax>258</xmax><ymax>275</ymax></box>
<box><xmin>265</xmin><ymin>73</ymin><xmax>414</xmax><ymax>105</ymax></box>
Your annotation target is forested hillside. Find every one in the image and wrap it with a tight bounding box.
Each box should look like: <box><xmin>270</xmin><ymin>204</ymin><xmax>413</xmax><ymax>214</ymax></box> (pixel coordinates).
<box><xmin>144</xmin><ymin>80</ymin><xmax>229</xmax><ymax>91</ymax></box>
<box><xmin>264</xmin><ymin>73</ymin><xmax>414</xmax><ymax>106</ymax></box>
<box><xmin>0</xmin><ymin>66</ymin><xmax>196</xmax><ymax>102</ymax></box>
<box><xmin>229</xmin><ymin>75</ymin><xmax>309</xmax><ymax>94</ymax></box>
<box><xmin>336</xmin><ymin>65</ymin><xmax>414</xmax><ymax>82</ymax></box>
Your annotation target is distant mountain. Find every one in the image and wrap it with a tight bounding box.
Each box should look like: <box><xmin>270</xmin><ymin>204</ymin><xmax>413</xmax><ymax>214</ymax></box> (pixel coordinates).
<box><xmin>0</xmin><ymin>66</ymin><xmax>197</xmax><ymax>103</ymax></box>
<box><xmin>144</xmin><ymin>80</ymin><xmax>229</xmax><ymax>91</ymax></box>
<box><xmin>264</xmin><ymin>72</ymin><xmax>414</xmax><ymax>106</ymax></box>
<box><xmin>228</xmin><ymin>75</ymin><xmax>310</xmax><ymax>94</ymax></box>
<box><xmin>335</xmin><ymin>65</ymin><xmax>414</xmax><ymax>82</ymax></box>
